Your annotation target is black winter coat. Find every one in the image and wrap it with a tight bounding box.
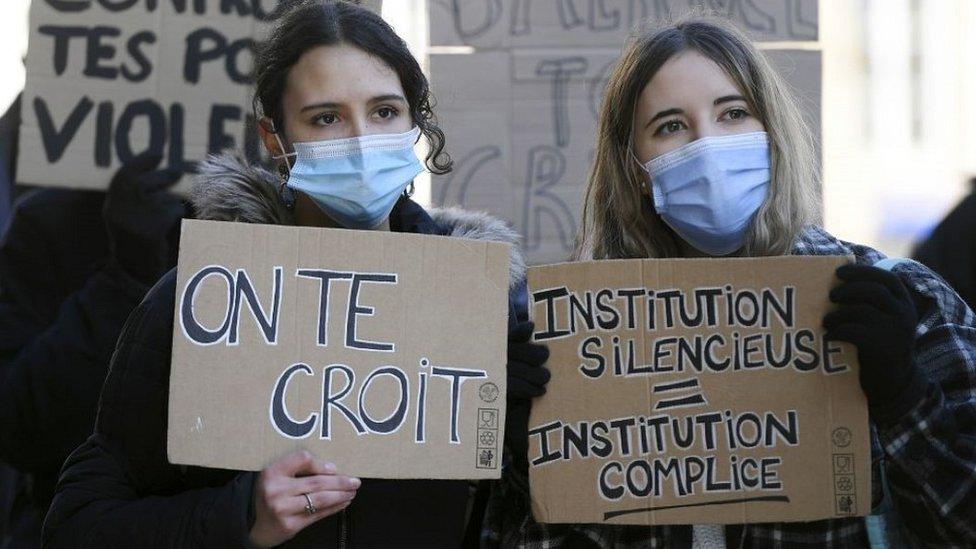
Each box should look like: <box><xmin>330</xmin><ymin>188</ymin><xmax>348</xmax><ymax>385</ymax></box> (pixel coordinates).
<box><xmin>0</xmin><ymin>189</ymin><xmax>154</xmax><ymax>547</ymax></box>
<box><xmin>43</xmin><ymin>155</ymin><xmax>526</xmax><ymax>548</ymax></box>
<box><xmin>913</xmin><ymin>186</ymin><xmax>976</xmax><ymax>311</ymax></box>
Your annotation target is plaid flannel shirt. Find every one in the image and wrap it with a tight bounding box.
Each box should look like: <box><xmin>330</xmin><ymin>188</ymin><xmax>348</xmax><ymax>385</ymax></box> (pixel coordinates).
<box><xmin>483</xmin><ymin>226</ymin><xmax>976</xmax><ymax>548</ymax></box>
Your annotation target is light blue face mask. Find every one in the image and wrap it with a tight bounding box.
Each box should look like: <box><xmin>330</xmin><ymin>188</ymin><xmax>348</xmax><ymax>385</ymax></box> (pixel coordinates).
<box><xmin>278</xmin><ymin>127</ymin><xmax>423</xmax><ymax>230</ymax></box>
<box><xmin>642</xmin><ymin>131</ymin><xmax>771</xmax><ymax>256</ymax></box>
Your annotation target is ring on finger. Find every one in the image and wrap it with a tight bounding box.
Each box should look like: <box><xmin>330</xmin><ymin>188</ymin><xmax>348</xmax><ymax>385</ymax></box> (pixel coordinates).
<box><xmin>302</xmin><ymin>492</ymin><xmax>316</xmax><ymax>516</ymax></box>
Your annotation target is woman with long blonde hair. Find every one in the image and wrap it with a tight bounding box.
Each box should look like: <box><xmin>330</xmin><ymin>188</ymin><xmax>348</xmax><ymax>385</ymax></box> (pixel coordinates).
<box><xmin>486</xmin><ymin>18</ymin><xmax>976</xmax><ymax>549</ymax></box>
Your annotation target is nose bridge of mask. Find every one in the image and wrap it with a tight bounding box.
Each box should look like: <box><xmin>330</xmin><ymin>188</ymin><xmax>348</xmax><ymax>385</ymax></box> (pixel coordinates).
<box><xmin>647</xmin><ymin>132</ymin><xmax>767</xmax><ymax>172</ymax></box>
<box><xmin>292</xmin><ymin>126</ymin><xmax>420</xmax><ymax>161</ymax></box>
<box><xmin>288</xmin><ymin>126</ymin><xmax>420</xmax><ymax>180</ymax></box>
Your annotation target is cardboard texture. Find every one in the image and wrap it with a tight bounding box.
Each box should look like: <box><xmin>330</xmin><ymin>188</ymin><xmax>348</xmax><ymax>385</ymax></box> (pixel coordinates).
<box><xmin>429</xmin><ymin>0</ymin><xmax>819</xmax><ymax>47</ymax></box>
<box><xmin>428</xmin><ymin>1</ymin><xmax>822</xmax><ymax>265</ymax></box>
<box><xmin>19</xmin><ymin>0</ymin><xmax>382</xmax><ymax>190</ymax></box>
<box><xmin>168</xmin><ymin>219</ymin><xmax>507</xmax><ymax>478</ymax></box>
<box><xmin>526</xmin><ymin>256</ymin><xmax>870</xmax><ymax>525</ymax></box>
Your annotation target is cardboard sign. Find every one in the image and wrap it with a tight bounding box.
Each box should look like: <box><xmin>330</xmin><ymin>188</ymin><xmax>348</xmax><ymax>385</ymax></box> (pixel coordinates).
<box><xmin>18</xmin><ymin>1</ymin><xmax>381</xmax><ymax>190</ymax></box>
<box><xmin>428</xmin><ymin>0</ymin><xmax>821</xmax><ymax>265</ymax></box>
<box><xmin>429</xmin><ymin>0</ymin><xmax>819</xmax><ymax>48</ymax></box>
<box><xmin>526</xmin><ymin>256</ymin><xmax>870</xmax><ymax>525</ymax></box>
<box><xmin>168</xmin><ymin>219</ymin><xmax>508</xmax><ymax>478</ymax></box>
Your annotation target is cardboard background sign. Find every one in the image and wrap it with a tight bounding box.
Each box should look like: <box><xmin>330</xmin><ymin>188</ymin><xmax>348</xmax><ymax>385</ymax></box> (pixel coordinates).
<box><xmin>428</xmin><ymin>0</ymin><xmax>819</xmax><ymax>47</ymax></box>
<box><xmin>18</xmin><ymin>1</ymin><xmax>382</xmax><ymax>190</ymax></box>
<box><xmin>168</xmin><ymin>219</ymin><xmax>508</xmax><ymax>478</ymax></box>
<box><xmin>526</xmin><ymin>256</ymin><xmax>870</xmax><ymax>525</ymax></box>
<box><xmin>428</xmin><ymin>0</ymin><xmax>821</xmax><ymax>265</ymax></box>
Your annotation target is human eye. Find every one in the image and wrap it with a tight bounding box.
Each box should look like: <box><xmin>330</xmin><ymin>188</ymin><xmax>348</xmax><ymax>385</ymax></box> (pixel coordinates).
<box><xmin>373</xmin><ymin>105</ymin><xmax>401</xmax><ymax>122</ymax></box>
<box><xmin>654</xmin><ymin>119</ymin><xmax>686</xmax><ymax>136</ymax></box>
<box><xmin>312</xmin><ymin>112</ymin><xmax>340</xmax><ymax>126</ymax></box>
<box><xmin>721</xmin><ymin>107</ymin><xmax>752</xmax><ymax>122</ymax></box>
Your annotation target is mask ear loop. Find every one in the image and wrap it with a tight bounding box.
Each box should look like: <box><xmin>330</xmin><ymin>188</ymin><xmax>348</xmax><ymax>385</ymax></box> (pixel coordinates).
<box><xmin>402</xmin><ymin>126</ymin><xmax>423</xmax><ymax>199</ymax></box>
<box><xmin>270</xmin><ymin>128</ymin><xmax>297</xmax><ymax>209</ymax></box>
<box><xmin>627</xmin><ymin>128</ymin><xmax>653</xmax><ymax>199</ymax></box>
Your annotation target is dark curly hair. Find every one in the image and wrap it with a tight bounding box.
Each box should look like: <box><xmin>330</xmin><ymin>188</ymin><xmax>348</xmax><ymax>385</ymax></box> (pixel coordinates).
<box><xmin>252</xmin><ymin>0</ymin><xmax>451</xmax><ymax>174</ymax></box>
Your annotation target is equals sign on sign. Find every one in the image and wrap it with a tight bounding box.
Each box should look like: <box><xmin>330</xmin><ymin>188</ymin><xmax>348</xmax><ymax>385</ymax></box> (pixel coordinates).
<box><xmin>652</xmin><ymin>378</ymin><xmax>707</xmax><ymax>411</ymax></box>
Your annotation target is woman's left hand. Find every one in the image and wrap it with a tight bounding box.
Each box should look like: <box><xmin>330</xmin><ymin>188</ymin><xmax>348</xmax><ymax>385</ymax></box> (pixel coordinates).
<box><xmin>823</xmin><ymin>264</ymin><xmax>921</xmax><ymax>418</ymax></box>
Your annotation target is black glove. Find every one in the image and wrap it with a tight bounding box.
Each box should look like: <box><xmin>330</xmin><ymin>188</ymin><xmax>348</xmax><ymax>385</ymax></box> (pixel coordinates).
<box><xmin>507</xmin><ymin>320</ymin><xmax>551</xmax><ymax>400</ymax></box>
<box><xmin>505</xmin><ymin>320</ymin><xmax>550</xmax><ymax>481</ymax></box>
<box><xmin>823</xmin><ymin>264</ymin><xmax>927</xmax><ymax>423</ymax></box>
<box><xmin>103</xmin><ymin>153</ymin><xmax>186</xmax><ymax>285</ymax></box>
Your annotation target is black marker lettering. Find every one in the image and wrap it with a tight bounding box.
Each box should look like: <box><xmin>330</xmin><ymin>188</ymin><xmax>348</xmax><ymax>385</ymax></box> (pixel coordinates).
<box><xmin>320</xmin><ymin>364</ymin><xmax>365</xmax><ymax>438</ymax></box>
<box><xmin>34</xmin><ymin>96</ymin><xmax>93</xmax><ymax>163</ymax></box>
<box><xmin>358</xmin><ymin>367</ymin><xmax>409</xmax><ymax>434</ymax></box>
<box><xmin>270</xmin><ymin>363</ymin><xmax>317</xmax><ymax>439</ymax></box>
<box><xmin>296</xmin><ymin>269</ymin><xmax>352</xmax><ymax>346</ymax></box>
<box><xmin>180</xmin><ymin>266</ymin><xmax>234</xmax><ymax>345</ymax></box>
<box><xmin>533</xmin><ymin>287</ymin><xmax>571</xmax><ymax>340</ymax></box>
<box><xmin>346</xmin><ymin>273</ymin><xmax>397</xmax><ymax>351</ymax></box>
<box><xmin>431</xmin><ymin>366</ymin><xmax>487</xmax><ymax>443</ymax></box>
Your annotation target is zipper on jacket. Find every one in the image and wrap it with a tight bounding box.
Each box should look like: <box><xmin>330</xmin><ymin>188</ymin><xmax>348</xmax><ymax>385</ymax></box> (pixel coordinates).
<box><xmin>338</xmin><ymin>508</ymin><xmax>349</xmax><ymax>549</ymax></box>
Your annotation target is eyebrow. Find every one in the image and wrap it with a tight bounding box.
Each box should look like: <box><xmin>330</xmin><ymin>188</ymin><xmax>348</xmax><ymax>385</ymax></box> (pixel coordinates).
<box><xmin>647</xmin><ymin>108</ymin><xmax>683</xmax><ymax>127</ymax></box>
<box><xmin>714</xmin><ymin>94</ymin><xmax>746</xmax><ymax>105</ymax></box>
<box><xmin>369</xmin><ymin>94</ymin><xmax>407</xmax><ymax>105</ymax></box>
<box><xmin>300</xmin><ymin>94</ymin><xmax>408</xmax><ymax>113</ymax></box>
<box><xmin>645</xmin><ymin>95</ymin><xmax>747</xmax><ymax>127</ymax></box>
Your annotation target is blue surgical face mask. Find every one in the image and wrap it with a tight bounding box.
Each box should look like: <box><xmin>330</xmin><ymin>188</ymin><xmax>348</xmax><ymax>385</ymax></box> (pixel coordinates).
<box><xmin>642</xmin><ymin>131</ymin><xmax>771</xmax><ymax>256</ymax></box>
<box><xmin>275</xmin><ymin>127</ymin><xmax>423</xmax><ymax>229</ymax></box>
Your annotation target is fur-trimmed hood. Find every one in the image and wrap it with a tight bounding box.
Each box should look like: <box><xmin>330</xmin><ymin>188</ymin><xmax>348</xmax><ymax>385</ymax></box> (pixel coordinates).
<box><xmin>189</xmin><ymin>153</ymin><xmax>526</xmax><ymax>286</ymax></box>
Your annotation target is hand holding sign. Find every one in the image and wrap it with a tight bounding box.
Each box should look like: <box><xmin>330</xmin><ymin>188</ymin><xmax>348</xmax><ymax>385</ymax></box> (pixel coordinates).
<box><xmin>505</xmin><ymin>320</ymin><xmax>550</xmax><ymax>477</ymax></box>
<box><xmin>525</xmin><ymin>256</ymin><xmax>870</xmax><ymax>525</ymax></box>
<box><xmin>507</xmin><ymin>321</ymin><xmax>551</xmax><ymax>400</ymax></box>
<box><xmin>168</xmin><ymin>220</ymin><xmax>509</xmax><ymax>478</ymax></box>
<box><xmin>825</xmin><ymin>264</ymin><xmax>922</xmax><ymax>423</ymax></box>
<box><xmin>249</xmin><ymin>450</ymin><xmax>360</xmax><ymax>549</ymax></box>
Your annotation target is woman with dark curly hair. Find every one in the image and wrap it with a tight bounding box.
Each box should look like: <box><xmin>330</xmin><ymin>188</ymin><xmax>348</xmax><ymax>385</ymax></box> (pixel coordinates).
<box><xmin>42</xmin><ymin>2</ymin><xmax>549</xmax><ymax>547</ymax></box>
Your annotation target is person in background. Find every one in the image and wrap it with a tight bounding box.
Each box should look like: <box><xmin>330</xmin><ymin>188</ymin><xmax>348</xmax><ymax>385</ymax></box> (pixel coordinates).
<box><xmin>0</xmin><ymin>93</ymin><xmax>22</xmax><ymax>549</ymax></box>
<box><xmin>0</xmin><ymin>153</ymin><xmax>185</xmax><ymax>549</ymax></box>
<box><xmin>913</xmin><ymin>177</ymin><xmax>976</xmax><ymax>311</ymax></box>
<box><xmin>485</xmin><ymin>17</ymin><xmax>976</xmax><ymax>548</ymax></box>
<box><xmin>43</xmin><ymin>1</ymin><xmax>548</xmax><ymax>547</ymax></box>
<box><xmin>0</xmin><ymin>96</ymin><xmax>20</xmax><ymax>232</ymax></box>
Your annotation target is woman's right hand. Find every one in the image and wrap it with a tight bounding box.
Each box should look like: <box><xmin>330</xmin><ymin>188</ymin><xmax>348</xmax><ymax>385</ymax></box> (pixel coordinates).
<box><xmin>248</xmin><ymin>450</ymin><xmax>360</xmax><ymax>548</ymax></box>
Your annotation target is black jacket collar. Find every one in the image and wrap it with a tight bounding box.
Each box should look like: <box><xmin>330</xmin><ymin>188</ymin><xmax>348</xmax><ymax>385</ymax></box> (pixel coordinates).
<box><xmin>388</xmin><ymin>196</ymin><xmax>445</xmax><ymax>236</ymax></box>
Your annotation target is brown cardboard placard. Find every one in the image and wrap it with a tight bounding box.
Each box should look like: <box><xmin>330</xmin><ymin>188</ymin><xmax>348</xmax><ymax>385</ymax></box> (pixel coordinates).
<box><xmin>429</xmin><ymin>0</ymin><xmax>819</xmax><ymax>48</ymax></box>
<box><xmin>526</xmin><ymin>256</ymin><xmax>869</xmax><ymax>524</ymax></box>
<box><xmin>168</xmin><ymin>219</ymin><xmax>507</xmax><ymax>478</ymax></box>
<box><xmin>18</xmin><ymin>1</ymin><xmax>382</xmax><ymax>190</ymax></box>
